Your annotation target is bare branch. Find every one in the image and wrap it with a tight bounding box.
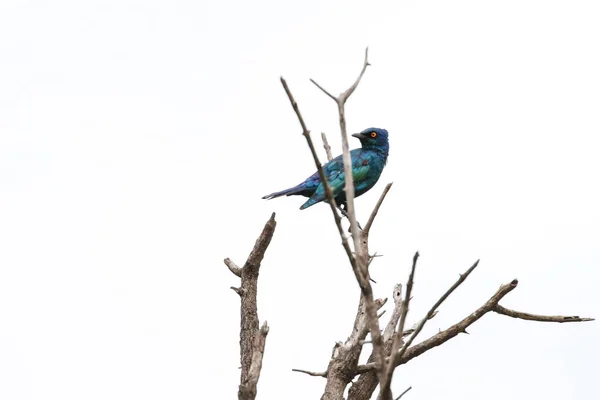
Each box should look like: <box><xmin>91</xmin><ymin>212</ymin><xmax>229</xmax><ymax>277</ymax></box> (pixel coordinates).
<box><xmin>393</xmin><ymin>260</ymin><xmax>479</xmax><ymax>370</ymax></box>
<box><xmin>340</xmin><ymin>47</ymin><xmax>371</xmax><ymax>102</ymax></box>
<box><xmin>283</xmin><ymin>69</ymin><xmax>386</xmax><ymax>395</ymax></box>
<box><xmin>336</xmin><ymin>49</ymin><xmax>371</xmax><ymax>267</ymax></box>
<box><xmin>363</xmin><ymin>183</ymin><xmax>393</xmax><ymax>235</ymax></box>
<box><xmin>309</xmin><ymin>47</ymin><xmax>369</xmax><ymax>104</ymax></box>
<box><xmin>321</xmin><ymin>132</ymin><xmax>333</xmax><ymax>161</ymax></box>
<box><xmin>402</xmin><ymin>311</ymin><xmax>438</xmax><ymax>337</ymax></box>
<box><xmin>348</xmin><ymin>277</ymin><xmax>408</xmax><ymax>400</ymax></box>
<box><xmin>395</xmin><ymin>386</ymin><xmax>412</xmax><ymax>400</ymax></box>
<box><xmin>383</xmin><ymin>284</ymin><xmax>403</xmax><ymax>342</ymax></box>
<box><xmin>224</xmin><ymin>257</ymin><xmax>241</xmax><ymax>277</ymax></box>
<box><xmin>379</xmin><ymin>252</ymin><xmax>419</xmax><ymax>399</ymax></box>
<box><xmin>396</xmin><ymin>253</ymin><xmax>418</xmax><ymax>340</ymax></box>
<box><xmin>493</xmin><ymin>305</ymin><xmax>594</xmax><ymax>322</ymax></box>
<box><xmin>355</xmin><ymin>298</ymin><xmax>387</xmax><ymax>344</ymax></box>
<box><xmin>356</xmin><ymin>278</ymin><xmax>520</xmax><ymax>375</ymax></box>
<box><xmin>244</xmin><ymin>213</ymin><xmax>277</xmax><ymax>270</ymax></box>
<box><xmin>292</xmin><ymin>368</ymin><xmax>327</xmax><ymax>378</ymax></box>
<box><xmin>224</xmin><ymin>213</ymin><xmax>276</xmax><ymax>400</ymax></box>
<box><xmin>309</xmin><ymin>48</ymin><xmax>372</xmax><ymax>270</ymax></box>
<box><xmin>319</xmin><ymin>296</ymin><xmax>385</xmax><ymax>400</ymax></box>
<box><xmin>239</xmin><ymin>322</ymin><xmax>270</xmax><ymax>400</ymax></box>
<box><xmin>309</xmin><ymin>78</ymin><xmax>337</xmax><ymax>101</ymax></box>
<box><xmin>280</xmin><ymin>77</ymin><xmax>357</xmax><ymax>274</ymax></box>
<box><xmin>311</xmin><ymin>47</ymin><xmax>387</xmax><ymax>386</ymax></box>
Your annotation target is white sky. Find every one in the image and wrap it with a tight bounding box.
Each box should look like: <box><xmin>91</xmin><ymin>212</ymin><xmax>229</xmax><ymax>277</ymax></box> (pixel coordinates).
<box><xmin>1</xmin><ymin>1</ymin><xmax>599</xmax><ymax>399</ymax></box>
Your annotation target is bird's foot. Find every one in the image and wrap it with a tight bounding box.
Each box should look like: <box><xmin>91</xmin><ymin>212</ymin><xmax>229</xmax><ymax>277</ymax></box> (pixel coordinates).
<box><xmin>337</xmin><ymin>206</ymin><xmax>363</xmax><ymax>231</ymax></box>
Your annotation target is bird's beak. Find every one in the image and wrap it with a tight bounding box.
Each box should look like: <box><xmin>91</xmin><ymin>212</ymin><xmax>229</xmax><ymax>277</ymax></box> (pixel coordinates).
<box><xmin>351</xmin><ymin>132</ymin><xmax>363</xmax><ymax>139</ymax></box>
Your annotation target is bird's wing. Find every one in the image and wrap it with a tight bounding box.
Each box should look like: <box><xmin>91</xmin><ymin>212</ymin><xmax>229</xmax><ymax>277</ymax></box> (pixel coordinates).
<box><xmin>351</xmin><ymin>150</ymin><xmax>371</xmax><ymax>182</ymax></box>
<box><xmin>317</xmin><ymin>150</ymin><xmax>372</xmax><ymax>196</ymax></box>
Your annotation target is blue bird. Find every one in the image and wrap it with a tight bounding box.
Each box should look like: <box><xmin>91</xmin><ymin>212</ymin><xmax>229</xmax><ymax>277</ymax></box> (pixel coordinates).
<box><xmin>262</xmin><ymin>127</ymin><xmax>389</xmax><ymax>210</ymax></box>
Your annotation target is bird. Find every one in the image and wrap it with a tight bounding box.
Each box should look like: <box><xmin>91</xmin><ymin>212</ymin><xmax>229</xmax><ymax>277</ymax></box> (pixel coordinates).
<box><xmin>262</xmin><ymin>127</ymin><xmax>389</xmax><ymax>210</ymax></box>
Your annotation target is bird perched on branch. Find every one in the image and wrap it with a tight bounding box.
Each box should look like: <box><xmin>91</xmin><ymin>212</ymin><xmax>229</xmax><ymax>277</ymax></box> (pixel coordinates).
<box><xmin>262</xmin><ymin>127</ymin><xmax>389</xmax><ymax>210</ymax></box>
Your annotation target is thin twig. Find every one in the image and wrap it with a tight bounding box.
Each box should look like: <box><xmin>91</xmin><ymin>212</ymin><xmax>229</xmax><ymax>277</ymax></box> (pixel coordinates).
<box><xmin>395</xmin><ymin>386</ymin><xmax>412</xmax><ymax>400</ymax></box>
<box><xmin>493</xmin><ymin>305</ymin><xmax>595</xmax><ymax>322</ymax></box>
<box><xmin>379</xmin><ymin>252</ymin><xmax>419</xmax><ymax>399</ymax></box>
<box><xmin>356</xmin><ymin>278</ymin><xmax>520</xmax><ymax>375</ymax></box>
<box><xmin>224</xmin><ymin>258</ymin><xmax>241</xmax><ymax>277</ymax></box>
<box><xmin>364</xmin><ymin>183</ymin><xmax>393</xmax><ymax>235</ymax></box>
<box><xmin>397</xmin><ymin>253</ymin><xmax>418</xmax><ymax>339</ymax></box>
<box><xmin>339</xmin><ymin>47</ymin><xmax>371</xmax><ymax>102</ymax></box>
<box><xmin>402</xmin><ymin>311</ymin><xmax>438</xmax><ymax>337</ymax></box>
<box><xmin>394</xmin><ymin>260</ymin><xmax>480</xmax><ymax>366</ymax></box>
<box><xmin>321</xmin><ymin>132</ymin><xmax>333</xmax><ymax>161</ymax></box>
<box><xmin>292</xmin><ymin>368</ymin><xmax>327</xmax><ymax>378</ymax></box>
<box><xmin>310</xmin><ymin>78</ymin><xmax>336</xmax><ymax>101</ymax></box>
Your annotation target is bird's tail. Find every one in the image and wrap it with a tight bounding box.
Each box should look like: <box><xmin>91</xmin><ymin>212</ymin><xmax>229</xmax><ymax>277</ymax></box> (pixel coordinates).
<box><xmin>262</xmin><ymin>184</ymin><xmax>305</xmax><ymax>200</ymax></box>
<box><xmin>299</xmin><ymin>197</ymin><xmax>318</xmax><ymax>210</ymax></box>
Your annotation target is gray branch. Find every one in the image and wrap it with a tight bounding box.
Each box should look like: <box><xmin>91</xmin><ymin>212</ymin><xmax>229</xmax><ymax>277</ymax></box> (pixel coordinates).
<box><xmin>355</xmin><ymin>278</ymin><xmax>594</xmax><ymax>375</ymax></box>
<box><xmin>493</xmin><ymin>305</ymin><xmax>594</xmax><ymax>322</ymax></box>
<box><xmin>310</xmin><ymin>48</ymin><xmax>370</xmax><ymax>269</ymax></box>
<box><xmin>282</xmin><ymin>50</ymin><xmax>391</xmax><ymax>399</ymax></box>
<box><xmin>224</xmin><ymin>258</ymin><xmax>241</xmax><ymax>277</ymax></box>
<box><xmin>292</xmin><ymin>368</ymin><xmax>327</xmax><ymax>378</ymax></box>
<box><xmin>320</xmin><ymin>297</ymin><xmax>386</xmax><ymax>400</ymax></box>
<box><xmin>382</xmin><ymin>284</ymin><xmax>404</xmax><ymax>343</ymax></box>
<box><xmin>239</xmin><ymin>322</ymin><xmax>270</xmax><ymax>400</ymax></box>
<box><xmin>378</xmin><ymin>253</ymin><xmax>420</xmax><ymax>400</ymax></box>
<box><xmin>364</xmin><ymin>183</ymin><xmax>393</xmax><ymax>235</ymax></box>
<box><xmin>224</xmin><ymin>213</ymin><xmax>277</xmax><ymax>400</ymax></box>
<box><xmin>321</xmin><ymin>132</ymin><xmax>333</xmax><ymax>161</ymax></box>
<box><xmin>395</xmin><ymin>386</ymin><xmax>412</xmax><ymax>400</ymax></box>
<box><xmin>310</xmin><ymin>48</ymin><xmax>387</xmax><ymax>387</ymax></box>
<box><xmin>280</xmin><ymin>77</ymin><xmax>358</xmax><ymax>275</ymax></box>
<box><xmin>393</xmin><ymin>260</ymin><xmax>480</xmax><ymax>369</ymax></box>
<box><xmin>348</xmin><ymin>282</ymin><xmax>403</xmax><ymax>400</ymax></box>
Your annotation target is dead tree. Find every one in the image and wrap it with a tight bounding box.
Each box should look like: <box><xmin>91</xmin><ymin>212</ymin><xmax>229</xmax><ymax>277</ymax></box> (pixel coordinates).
<box><xmin>224</xmin><ymin>49</ymin><xmax>593</xmax><ymax>400</ymax></box>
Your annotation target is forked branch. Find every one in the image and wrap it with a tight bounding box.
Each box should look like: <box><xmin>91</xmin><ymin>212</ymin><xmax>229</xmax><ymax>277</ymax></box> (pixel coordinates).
<box><xmin>310</xmin><ymin>48</ymin><xmax>370</xmax><ymax>265</ymax></box>
<box><xmin>282</xmin><ymin>64</ymin><xmax>389</xmax><ymax>394</ymax></box>
<box><xmin>309</xmin><ymin>48</ymin><xmax>388</xmax><ymax>387</ymax></box>
<box><xmin>356</xmin><ymin>278</ymin><xmax>594</xmax><ymax>375</ymax></box>
<box><xmin>280</xmin><ymin>77</ymin><xmax>357</xmax><ymax>274</ymax></box>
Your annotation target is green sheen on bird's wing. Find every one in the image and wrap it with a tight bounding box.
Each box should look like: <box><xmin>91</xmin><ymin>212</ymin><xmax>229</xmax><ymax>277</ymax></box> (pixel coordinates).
<box><xmin>351</xmin><ymin>164</ymin><xmax>370</xmax><ymax>183</ymax></box>
<box><xmin>325</xmin><ymin>169</ymin><xmax>345</xmax><ymax>196</ymax></box>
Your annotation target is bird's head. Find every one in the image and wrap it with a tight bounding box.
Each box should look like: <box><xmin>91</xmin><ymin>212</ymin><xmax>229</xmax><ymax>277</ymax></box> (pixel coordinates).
<box><xmin>352</xmin><ymin>128</ymin><xmax>389</xmax><ymax>151</ymax></box>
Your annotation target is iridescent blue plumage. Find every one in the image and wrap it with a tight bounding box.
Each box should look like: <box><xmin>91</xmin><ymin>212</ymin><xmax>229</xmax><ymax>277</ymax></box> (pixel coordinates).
<box><xmin>262</xmin><ymin>128</ymin><xmax>389</xmax><ymax>210</ymax></box>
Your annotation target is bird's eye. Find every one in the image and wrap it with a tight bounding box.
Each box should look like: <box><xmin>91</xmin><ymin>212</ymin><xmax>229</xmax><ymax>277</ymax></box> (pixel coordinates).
<box><xmin>370</xmin><ymin>132</ymin><xmax>377</xmax><ymax>138</ymax></box>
